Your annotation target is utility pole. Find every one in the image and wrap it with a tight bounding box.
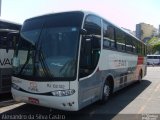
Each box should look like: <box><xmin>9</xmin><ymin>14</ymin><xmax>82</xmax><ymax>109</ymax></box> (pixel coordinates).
<box><xmin>0</xmin><ymin>0</ymin><xmax>1</xmax><ymax>16</ymax></box>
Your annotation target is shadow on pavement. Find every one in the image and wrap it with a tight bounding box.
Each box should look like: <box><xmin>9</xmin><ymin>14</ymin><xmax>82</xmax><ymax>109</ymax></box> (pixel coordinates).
<box><xmin>0</xmin><ymin>93</ymin><xmax>12</xmax><ymax>102</ymax></box>
<box><xmin>1</xmin><ymin>80</ymin><xmax>151</xmax><ymax>120</ymax></box>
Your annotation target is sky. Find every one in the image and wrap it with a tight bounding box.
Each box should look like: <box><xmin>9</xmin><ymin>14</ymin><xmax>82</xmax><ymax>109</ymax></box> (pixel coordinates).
<box><xmin>1</xmin><ymin>0</ymin><xmax>160</xmax><ymax>31</ymax></box>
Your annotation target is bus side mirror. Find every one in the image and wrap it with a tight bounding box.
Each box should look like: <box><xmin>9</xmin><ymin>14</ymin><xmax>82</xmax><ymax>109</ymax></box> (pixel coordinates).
<box><xmin>80</xmin><ymin>28</ymin><xmax>87</xmax><ymax>35</ymax></box>
<box><xmin>6</xmin><ymin>32</ymin><xmax>19</xmax><ymax>53</ymax></box>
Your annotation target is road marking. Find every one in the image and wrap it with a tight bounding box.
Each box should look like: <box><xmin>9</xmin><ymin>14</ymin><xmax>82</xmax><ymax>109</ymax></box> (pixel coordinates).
<box><xmin>138</xmin><ymin>106</ymin><xmax>145</xmax><ymax>113</ymax></box>
<box><xmin>138</xmin><ymin>95</ymin><xmax>153</xmax><ymax>113</ymax></box>
<box><xmin>0</xmin><ymin>103</ymin><xmax>25</xmax><ymax>113</ymax></box>
<box><xmin>138</xmin><ymin>83</ymin><xmax>160</xmax><ymax>114</ymax></box>
<box><xmin>0</xmin><ymin>100</ymin><xmax>16</xmax><ymax>107</ymax></box>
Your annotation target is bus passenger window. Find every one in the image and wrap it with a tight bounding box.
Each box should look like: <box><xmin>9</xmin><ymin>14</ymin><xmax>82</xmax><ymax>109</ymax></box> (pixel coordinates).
<box><xmin>0</xmin><ymin>32</ymin><xmax>7</xmax><ymax>48</ymax></box>
<box><xmin>125</xmin><ymin>35</ymin><xmax>133</xmax><ymax>52</ymax></box>
<box><xmin>103</xmin><ymin>21</ymin><xmax>115</xmax><ymax>49</ymax></box>
<box><xmin>115</xmin><ymin>29</ymin><xmax>125</xmax><ymax>51</ymax></box>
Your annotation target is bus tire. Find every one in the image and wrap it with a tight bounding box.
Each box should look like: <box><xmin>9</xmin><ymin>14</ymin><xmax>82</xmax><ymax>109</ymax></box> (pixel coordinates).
<box><xmin>138</xmin><ymin>70</ymin><xmax>142</xmax><ymax>83</ymax></box>
<box><xmin>100</xmin><ymin>80</ymin><xmax>111</xmax><ymax>104</ymax></box>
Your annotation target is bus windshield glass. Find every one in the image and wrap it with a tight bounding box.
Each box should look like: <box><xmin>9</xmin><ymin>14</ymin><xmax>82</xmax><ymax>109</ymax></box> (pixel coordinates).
<box><xmin>14</xmin><ymin>12</ymin><xmax>84</xmax><ymax>81</ymax></box>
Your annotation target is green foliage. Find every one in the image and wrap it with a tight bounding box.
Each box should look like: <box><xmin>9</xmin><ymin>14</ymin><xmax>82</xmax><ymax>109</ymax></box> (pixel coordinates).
<box><xmin>147</xmin><ymin>37</ymin><xmax>158</xmax><ymax>45</ymax></box>
<box><xmin>147</xmin><ymin>37</ymin><xmax>160</xmax><ymax>54</ymax></box>
<box><xmin>153</xmin><ymin>41</ymin><xmax>160</xmax><ymax>52</ymax></box>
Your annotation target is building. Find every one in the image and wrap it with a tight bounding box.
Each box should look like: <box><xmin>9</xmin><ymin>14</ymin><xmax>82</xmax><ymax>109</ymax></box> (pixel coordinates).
<box><xmin>136</xmin><ymin>23</ymin><xmax>157</xmax><ymax>42</ymax></box>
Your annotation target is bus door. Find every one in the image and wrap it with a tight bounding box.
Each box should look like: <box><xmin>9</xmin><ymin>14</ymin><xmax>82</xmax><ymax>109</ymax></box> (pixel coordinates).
<box><xmin>78</xmin><ymin>15</ymin><xmax>102</xmax><ymax>106</ymax></box>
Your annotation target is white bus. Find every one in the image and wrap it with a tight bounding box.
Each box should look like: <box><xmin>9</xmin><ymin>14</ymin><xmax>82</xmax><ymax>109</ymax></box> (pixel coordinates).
<box><xmin>11</xmin><ymin>11</ymin><xmax>147</xmax><ymax>111</ymax></box>
<box><xmin>147</xmin><ymin>55</ymin><xmax>160</xmax><ymax>65</ymax></box>
<box><xmin>0</xmin><ymin>20</ymin><xmax>21</xmax><ymax>94</ymax></box>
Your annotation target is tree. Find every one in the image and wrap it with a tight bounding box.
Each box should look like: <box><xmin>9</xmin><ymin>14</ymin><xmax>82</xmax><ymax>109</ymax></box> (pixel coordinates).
<box><xmin>147</xmin><ymin>37</ymin><xmax>160</xmax><ymax>54</ymax></box>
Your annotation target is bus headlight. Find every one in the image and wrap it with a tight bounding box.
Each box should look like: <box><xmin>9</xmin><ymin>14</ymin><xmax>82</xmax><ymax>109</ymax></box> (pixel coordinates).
<box><xmin>51</xmin><ymin>89</ymin><xmax>75</xmax><ymax>96</ymax></box>
<box><xmin>12</xmin><ymin>83</ymin><xmax>20</xmax><ymax>90</ymax></box>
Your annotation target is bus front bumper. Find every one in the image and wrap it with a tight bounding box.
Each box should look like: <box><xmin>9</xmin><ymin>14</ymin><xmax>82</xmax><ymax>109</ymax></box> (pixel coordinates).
<box><xmin>11</xmin><ymin>88</ymin><xmax>79</xmax><ymax>111</ymax></box>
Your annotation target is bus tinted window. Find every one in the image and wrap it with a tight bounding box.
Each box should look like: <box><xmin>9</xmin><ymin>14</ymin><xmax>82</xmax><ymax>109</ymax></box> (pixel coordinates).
<box><xmin>0</xmin><ymin>32</ymin><xmax>7</xmax><ymax>48</ymax></box>
<box><xmin>84</xmin><ymin>15</ymin><xmax>101</xmax><ymax>35</ymax></box>
<box><xmin>132</xmin><ymin>39</ymin><xmax>136</xmax><ymax>53</ymax></box>
<box><xmin>125</xmin><ymin>35</ymin><xmax>133</xmax><ymax>52</ymax></box>
<box><xmin>115</xmin><ymin>29</ymin><xmax>125</xmax><ymax>51</ymax></box>
<box><xmin>137</xmin><ymin>41</ymin><xmax>142</xmax><ymax>55</ymax></box>
<box><xmin>153</xmin><ymin>56</ymin><xmax>158</xmax><ymax>59</ymax></box>
<box><xmin>103</xmin><ymin>21</ymin><xmax>115</xmax><ymax>49</ymax></box>
<box><xmin>84</xmin><ymin>15</ymin><xmax>101</xmax><ymax>49</ymax></box>
<box><xmin>147</xmin><ymin>56</ymin><xmax>160</xmax><ymax>59</ymax></box>
<box><xmin>22</xmin><ymin>12</ymin><xmax>84</xmax><ymax>32</ymax></box>
<box><xmin>80</xmin><ymin>15</ymin><xmax>101</xmax><ymax>77</ymax></box>
<box><xmin>148</xmin><ymin>56</ymin><xmax>153</xmax><ymax>59</ymax></box>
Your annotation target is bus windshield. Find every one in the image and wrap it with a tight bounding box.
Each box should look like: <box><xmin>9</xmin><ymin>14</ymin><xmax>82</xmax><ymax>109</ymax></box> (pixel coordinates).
<box><xmin>14</xmin><ymin>12</ymin><xmax>84</xmax><ymax>81</ymax></box>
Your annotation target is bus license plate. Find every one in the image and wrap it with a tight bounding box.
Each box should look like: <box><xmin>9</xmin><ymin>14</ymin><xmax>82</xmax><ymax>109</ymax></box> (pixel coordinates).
<box><xmin>28</xmin><ymin>97</ymin><xmax>39</xmax><ymax>104</ymax></box>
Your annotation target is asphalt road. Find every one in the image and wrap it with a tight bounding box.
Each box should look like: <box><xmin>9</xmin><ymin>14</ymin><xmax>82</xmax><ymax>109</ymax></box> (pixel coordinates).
<box><xmin>0</xmin><ymin>67</ymin><xmax>160</xmax><ymax>120</ymax></box>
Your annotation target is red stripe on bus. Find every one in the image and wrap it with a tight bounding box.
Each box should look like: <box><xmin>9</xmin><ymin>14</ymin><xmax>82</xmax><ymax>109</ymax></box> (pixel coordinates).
<box><xmin>137</xmin><ymin>56</ymin><xmax>144</xmax><ymax>65</ymax></box>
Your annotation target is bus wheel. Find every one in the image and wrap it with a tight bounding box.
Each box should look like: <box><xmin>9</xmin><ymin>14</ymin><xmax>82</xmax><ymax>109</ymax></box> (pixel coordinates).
<box><xmin>100</xmin><ymin>80</ymin><xmax>111</xmax><ymax>104</ymax></box>
<box><xmin>138</xmin><ymin>71</ymin><xmax>142</xmax><ymax>83</ymax></box>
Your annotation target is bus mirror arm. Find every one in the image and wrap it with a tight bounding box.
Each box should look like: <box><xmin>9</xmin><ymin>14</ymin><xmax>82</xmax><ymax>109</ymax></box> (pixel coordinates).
<box><xmin>80</xmin><ymin>28</ymin><xmax>87</xmax><ymax>35</ymax></box>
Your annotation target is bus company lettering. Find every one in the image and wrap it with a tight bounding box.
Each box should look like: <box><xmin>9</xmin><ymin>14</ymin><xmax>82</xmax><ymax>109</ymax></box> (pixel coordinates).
<box><xmin>28</xmin><ymin>81</ymin><xmax>39</xmax><ymax>92</ymax></box>
<box><xmin>0</xmin><ymin>58</ymin><xmax>12</xmax><ymax>66</ymax></box>
<box><xmin>47</xmin><ymin>83</ymin><xmax>65</xmax><ymax>89</ymax></box>
<box><xmin>114</xmin><ymin>59</ymin><xmax>127</xmax><ymax>67</ymax></box>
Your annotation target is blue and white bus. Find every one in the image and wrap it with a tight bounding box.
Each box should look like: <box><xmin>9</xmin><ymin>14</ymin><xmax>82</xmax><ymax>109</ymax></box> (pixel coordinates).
<box><xmin>147</xmin><ymin>54</ymin><xmax>160</xmax><ymax>65</ymax></box>
<box><xmin>11</xmin><ymin>11</ymin><xmax>147</xmax><ymax>111</ymax></box>
<box><xmin>0</xmin><ymin>19</ymin><xmax>21</xmax><ymax>94</ymax></box>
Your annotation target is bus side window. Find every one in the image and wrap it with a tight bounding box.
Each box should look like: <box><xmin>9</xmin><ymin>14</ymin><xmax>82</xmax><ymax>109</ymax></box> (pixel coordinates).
<box><xmin>153</xmin><ymin>56</ymin><xmax>157</xmax><ymax>59</ymax></box>
<box><xmin>132</xmin><ymin>40</ymin><xmax>136</xmax><ymax>53</ymax></box>
<box><xmin>136</xmin><ymin>41</ymin><xmax>141</xmax><ymax>55</ymax></box>
<box><xmin>125</xmin><ymin>35</ymin><xmax>133</xmax><ymax>53</ymax></box>
<box><xmin>115</xmin><ymin>29</ymin><xmax>125</xmax><ymax>51</ymax></box>
<box><xmin>103</xmin><ymin>21</ymin><xmax>116</xmax><ymax>49</ymax></box>
<box><xmin>0</xmin><ymin>32</ymin><xmax>7</xmax><ymax>48</ymax></box>
<box><xmin>7</xmin><ymin>32</ymin><xmax>20</xmax><ymax>50</ymax></box>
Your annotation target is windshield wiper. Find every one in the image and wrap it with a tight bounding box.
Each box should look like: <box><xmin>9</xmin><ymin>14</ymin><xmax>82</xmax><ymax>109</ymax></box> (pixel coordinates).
<box><xmin>39</xmin><ymin>50</ymin><xmax>55</xmax><ymax>80</ymax></box>
<box><xmin>18</xmin><ymin>49</ymin><xmax>31</xmax><ymax>75</ymax></box>
<box><xmin>59</xmin><ymin>59</ymin><xmax>75</xmax><ymax>77</ymax></box>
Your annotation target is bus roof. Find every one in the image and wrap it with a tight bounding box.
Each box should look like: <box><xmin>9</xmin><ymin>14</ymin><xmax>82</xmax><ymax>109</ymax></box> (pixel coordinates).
<box><xmin>0</xmin><ymin>29</ymin><xmax>19</xmax><ymax>32</ymax></box>
<box><xmin>0</xmin><ymin>18</ymin><xmax>21</xmax><ymax>31</ymax></box>
<box><xmin>0</xmin><ymin>18</ymin><xmax>21</xmax><ymax>26</ymax></box>
<box><xmin>147</xmin><ymin>54</ymin><xmax>160</xmax><ymax>56</ymax></box>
